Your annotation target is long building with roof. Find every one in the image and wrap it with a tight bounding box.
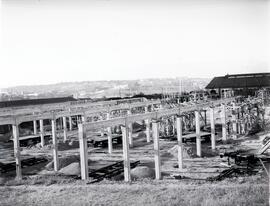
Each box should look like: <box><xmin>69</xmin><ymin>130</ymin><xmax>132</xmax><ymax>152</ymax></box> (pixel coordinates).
<box><xmin>205</xmin><ymin>73</ymin><xmax>270</xmax><ymax>97</ymax></box>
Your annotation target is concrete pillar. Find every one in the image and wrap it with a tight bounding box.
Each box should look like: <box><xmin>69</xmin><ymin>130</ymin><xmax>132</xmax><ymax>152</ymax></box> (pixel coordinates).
<box><xmin>81</xmin><ymin>114</ymin><xmax>86</xmax><ymax>123</ymax></box>
<box><xmin>195</xmin><ymin>111</ymin><xmax>201</xmax><ymax>157</ymax></box>
<box><xmin>76</xmin><ymin>116</ymin><xmax>79</xmax><ymax>126</ymax></box>
<box><xmin>221</xmin><ymin>104</ymin><xmax>227</xmax><ymax>141</ymax></box>
<box><xmin>33</xmin><ymin>120</ymin><xmax>37</xmax><ymax>135</ymax></box>
<box><xmin>152</xmin><ymin>120</ymin><xmax>161</xmax><ymax>180</ymax></box>
<box><xmin>128</xmin><ymin>123</ymin><xmax>133</xmax><ymax>147</ymax></box>
<box><xmin>145</xmin><ymin>106</ymin><xmax>148</xmax><ymax>113</ymax></box>
<box><xmin>127</xmin><ymin>110</ymin><xmax>133</xmax><ymax>147</ymax></box>
<box><xmin>232</xmin><ymin>103</ymin><xmax>237</xmax><ymax>139</ymax></box>
<box><xmin>190</xmin><ymin>113</ymin><xmax>194</xmax><ymax>129</ymax></box>
<box><xmin>69</xmin><ymin>116</ymin><xmax>72</xmax><ymax>131</ymax></box>
<box><xmin>39</xmin><ymin>119</ymin><xmax>45</xmax><ymax>147</ymax></box>
<box><xmin>145</xmin><ymin>119</ymin><xmax>151</xmax><ymax>142</ymax></box>
<box><xmin>241</xmin><ymin>122</ymin><xmax>246</xmax><ymax>134</ymax></box>
<box><xmin>210</xmin><ymin>107</ymin><xmax>216</xmax><ymax>150</ymax></box>
<box><xmin>165</xmin><ymin>119</ymin><xmax>170</xmax><ymax>136</ymax></box>
<box><xmin>176</xmin><ymin>117</ymin><xmax>183</xmax><ymax>170</ymax></box>
<box><xmin>12</xmin><ymin>124</ymin><xmax>22</xmax><ymax>179</ymax></box>
<box><xmin>204</xmin><ymin>110</ymin><xmax>207</xmax><ymax>126</ymax></box>
<box><xmin>183</xmin><ymin>116</ymin><xmax>188</xmax><ymax>131</ymax></box>
<box><xmin>238</xmin><ymin>121</ymin><xmax>241</xmax><ymax>135</ymax></box>
<box><xmin>78</xmin><ymin>123</ymin><xmax>88</xmax><ymax>180</ymax></box>
<box><xmin>51</xmin><ymin>119</ymin><xmax>59</xmax><ymax>171</ymax></box>
<box><xmin>63</xmin><ymin>116</ymin><xmax>67</xmax><ymax>142</ymax></box>
<box><xmin>106</xmin><ymin>112</ymin><xmax>110</xmax><ymax>120</ymax></box>
<box><xmin>107</xmin><ymin>127</ymin><xmax>113</xmax><ymax>154</ymax></box>
<box><xmin>121</xmin><ymin>125</ymin><xmax>131</xmax><ymax>182</ymax></box>
<box><xmin>171</xmin><ymin>116</ymin><xmax>175</xmax><ymax>135</ymax></box>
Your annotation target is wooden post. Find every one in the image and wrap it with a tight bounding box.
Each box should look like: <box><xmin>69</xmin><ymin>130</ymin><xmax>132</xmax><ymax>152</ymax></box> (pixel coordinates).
<box><xmin>221</xmin><ymin>104</ymin><xmax>227</xmax><ymax>141</ymax></box>
<box><xmin>33</xmin><ymin>120</ymin><xmax>37</xmax><ymax>135</ymax></box>
<box><xmin>69</xmin><ymin>116</ymin><xmax>72</xmax><ymax>131</ymax></box>
<box><xmin>63</xmin><ymin>116</ymin><xmax>67</xmax><ymax>142</ymax></box>
<box><xmin>51</xmin><ymin>119</ymin><xmax>59</xmax><ymax>171</ymax></box>
<box><xmin>107</xmin><ymin>127</ymin><xmax>113</xmax><ymax>154</ymax></box>
<box><xmin>78</xmin><ymin>123</ymin><xmax>88</xmax><ymax>180</ymax></box>
<box><xmin>12</xmin><ymin>124</ymin><xmax>22</xmax><ymax>179</ymax></box>
<box><xmin>121</xmin><ymin>125</ymin><xmax>131</xmax><ymax>182</ymax></box>
<box><xmin>152</xmin><ymin>120</ymin><xmax>161</xmax><ymax>180</ymax></box>
<box><xmin>195</xmin><ymin>111</ymin><xmax>201</xmax><ymax>157</ymax></box>
<box><xmin>145</xmin><ymin>119</ymin><xmax>151</xmax><ymax>142</ymax></box>
<box><xmin>176</xmin><ymin>117</ymin><xmax>183</xmax><ymax>170</ymax></box>
<box><xmin>210</xmin><ymin>107</ymin><xmax>216</xmax><ymax>150</ymax></box>
<box><xmin>39</xmin><ymin>119</ymin><xmax>45</xmax><ymax>147</ymax></box>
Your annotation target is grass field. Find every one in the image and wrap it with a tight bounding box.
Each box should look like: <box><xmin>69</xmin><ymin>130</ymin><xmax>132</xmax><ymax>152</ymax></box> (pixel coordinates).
<box><xmin>0</xmin><ymin>178</ymin><xmax>268</xmax><ymax>206</ymax></box>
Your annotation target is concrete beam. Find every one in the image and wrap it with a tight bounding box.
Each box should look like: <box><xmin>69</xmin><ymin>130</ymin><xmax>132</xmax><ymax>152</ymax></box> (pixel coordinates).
<box><xmin>0</xmin><ymin>99</ymin><xmax>234</xmax><ymax>126</ymax></box>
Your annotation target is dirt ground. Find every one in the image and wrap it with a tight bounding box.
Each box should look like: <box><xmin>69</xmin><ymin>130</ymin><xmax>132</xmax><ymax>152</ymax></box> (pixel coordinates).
<box><xmin>1</xmin><ymin>115</ymin><xmax>270</xmax><ymax>205</ymax></box>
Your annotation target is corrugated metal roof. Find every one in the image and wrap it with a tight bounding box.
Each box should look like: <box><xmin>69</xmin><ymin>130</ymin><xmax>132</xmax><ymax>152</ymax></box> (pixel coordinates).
<box><xmin>0</xmin><ymin>96</ymin><xmax>76</xmax><ymax>108</ymax></box>
<box><xmin>205</xmin><ymin>73</ymin><xmax>270</xmax><ymax>89</ymax></box>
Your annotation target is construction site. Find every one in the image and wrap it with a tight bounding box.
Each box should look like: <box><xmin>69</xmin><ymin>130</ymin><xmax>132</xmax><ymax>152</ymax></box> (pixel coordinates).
<box><xmin>0</xmin><ymin>73</ymin><xmax>269</xmax><ymax>205</ymax></box>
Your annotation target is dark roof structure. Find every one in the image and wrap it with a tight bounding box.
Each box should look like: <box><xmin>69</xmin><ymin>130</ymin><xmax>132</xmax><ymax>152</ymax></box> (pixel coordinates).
<box><xmin>0</xmin><ymin>96</ymin><xmax>76</xmax><ymax>108</ymax></box>
<box><xmin>205</xmin><ymin>73</ymin><xmax>270</xmax><ymax>89</ymax></box>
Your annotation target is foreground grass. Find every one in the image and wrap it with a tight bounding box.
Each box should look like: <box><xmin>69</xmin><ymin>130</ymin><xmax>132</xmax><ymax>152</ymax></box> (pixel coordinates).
<box><xmin>0</xmin><ymin>179</ymin><xmax>268</xmax><ymax>206</ymax></box>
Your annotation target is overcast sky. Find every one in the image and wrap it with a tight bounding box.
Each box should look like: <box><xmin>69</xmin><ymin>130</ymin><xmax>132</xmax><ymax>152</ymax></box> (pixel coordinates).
<box><xmin>0</xmin><ymin>0</ymin><xmax>269</xmax><ymax>88</ymax></box>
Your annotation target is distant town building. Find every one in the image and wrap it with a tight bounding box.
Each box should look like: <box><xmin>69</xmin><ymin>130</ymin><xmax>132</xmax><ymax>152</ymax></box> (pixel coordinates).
<box><xmin>205</xmin><ymin>73</ymin><xmax>270</xmax><ymax>97</ymax></box>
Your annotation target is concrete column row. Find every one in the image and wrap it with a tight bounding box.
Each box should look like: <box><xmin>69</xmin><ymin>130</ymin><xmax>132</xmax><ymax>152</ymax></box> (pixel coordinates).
<box><xmin>14</xmin><ymin>102</ymin><xmax>241</xmax><ymax>181</ymax></box>
<box><xmin>12</xmin><ymin>117</ymin><xmax>60</xmax><ymax>180</ymax></box>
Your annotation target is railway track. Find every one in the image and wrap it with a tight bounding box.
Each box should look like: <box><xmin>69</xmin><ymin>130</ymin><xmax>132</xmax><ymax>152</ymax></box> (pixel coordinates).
<box><xmin>0</xmin><ymin>157</ymin><xmax>48</xmax><ymax>173</ymax></box>
<box><xmin>88</xmin><ymin>160</ymin><xmax>140</xmax><ymax>183</ymax></box>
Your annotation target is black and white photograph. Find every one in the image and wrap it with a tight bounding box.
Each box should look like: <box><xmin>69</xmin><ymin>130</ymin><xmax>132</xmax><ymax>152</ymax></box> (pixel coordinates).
<box><xmin>0</xmin><ymin>0</ymin><xmax>269</xmax><ymax>205</ymax></box>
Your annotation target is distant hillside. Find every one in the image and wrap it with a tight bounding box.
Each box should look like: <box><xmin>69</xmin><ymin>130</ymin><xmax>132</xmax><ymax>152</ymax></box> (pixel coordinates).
<box><xmin>0</xmin><ymin>77</ymin><xmax>210</xmax><ymax>101</ymax></box>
